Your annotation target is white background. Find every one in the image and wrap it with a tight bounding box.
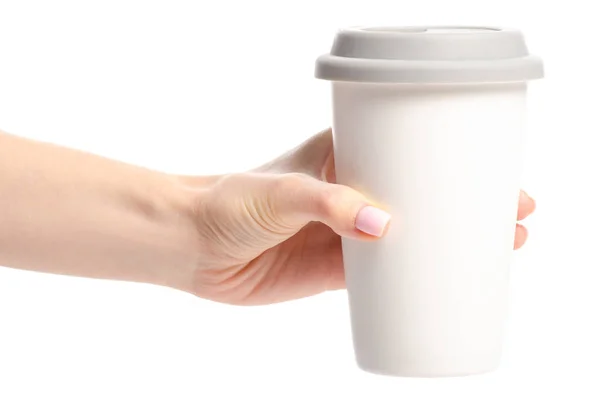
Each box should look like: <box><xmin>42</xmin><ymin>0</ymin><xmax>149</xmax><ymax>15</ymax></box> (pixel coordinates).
<box><xmin>0</xmin><ymin>0</ymin><xmax>595</xmax><ymax>414</ymax></box>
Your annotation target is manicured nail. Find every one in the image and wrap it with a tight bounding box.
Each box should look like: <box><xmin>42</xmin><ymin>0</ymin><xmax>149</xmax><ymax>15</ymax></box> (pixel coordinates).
<box><xmin>355</xmin><ymin>206</ymin><xmax>391</xmax><ymax>237</ymax></box>
<box><xmin>525</xmin><ymin>190</ymin><xmax>536</xmax><ymax>206</ymax></box>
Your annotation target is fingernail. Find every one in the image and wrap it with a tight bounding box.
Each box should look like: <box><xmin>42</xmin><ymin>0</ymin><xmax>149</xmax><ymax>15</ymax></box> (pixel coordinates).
<box><xmin>355</xmin><ymin>206</ymin><xmax>391</xmax><ymax>237</ymax></box>
<box><xmin>521</xmin><ymin>189</ymin><xmax>534</xmax><ymax>203</ymax></box>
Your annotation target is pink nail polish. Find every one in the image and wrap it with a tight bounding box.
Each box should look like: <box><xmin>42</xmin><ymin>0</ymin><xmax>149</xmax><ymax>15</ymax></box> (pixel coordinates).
<box><xmin>355</xmin><ymin>206</ymin><xmax>391</xmax><ymax>237</ymax></box>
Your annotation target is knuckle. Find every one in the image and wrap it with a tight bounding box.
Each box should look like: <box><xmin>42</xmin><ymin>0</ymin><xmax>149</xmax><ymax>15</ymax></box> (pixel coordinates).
<box><xmin>213</xmin><ymin>172</ymin><xmax>245</xmax><ymax>189</ymax></box>
<box><xmin>315</xmin><ymin>186</ymin><xmax>344</xmax><ymax>217</ymax></box>
<box><xmin>283</xmin><ymin>172</ymin><xmax>310</xmax><ymax>185</ymax></box>
<box><xmin>273</xmin><ymin>172</ymin><xmax>309</xmax><ymax>193</ymax></box>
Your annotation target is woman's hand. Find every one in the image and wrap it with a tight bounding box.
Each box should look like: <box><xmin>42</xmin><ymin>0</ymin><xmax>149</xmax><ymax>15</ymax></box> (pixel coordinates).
<box><xmin>0</xmin><ymin>129</ymin><xmax>534</xmax><ymax>304</ymax></box>
<box><xmin>186</xmin><ymin>129</ymin><xmax>535</xmax><ymax>305</ymax></box>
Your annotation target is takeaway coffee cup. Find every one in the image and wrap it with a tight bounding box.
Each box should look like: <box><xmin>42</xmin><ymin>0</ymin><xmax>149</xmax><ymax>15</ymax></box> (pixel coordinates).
<box><xmin>315</xmin><ymin>26</ymin><xmax>543</xmax><ymax>377</ymax></box>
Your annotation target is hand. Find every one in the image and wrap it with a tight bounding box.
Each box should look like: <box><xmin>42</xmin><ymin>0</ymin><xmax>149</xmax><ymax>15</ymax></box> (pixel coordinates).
<box><xmin>186</xmin><ymin>129</ymin><xmax>535</xmax><ymax>305</ymax></box>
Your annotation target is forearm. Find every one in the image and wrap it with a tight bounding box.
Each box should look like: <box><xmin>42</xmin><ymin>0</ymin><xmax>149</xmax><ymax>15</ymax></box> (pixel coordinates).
<box><xmin>0</xmin><ymin>131</ymin><xmax>201</xmax><ymax>291</ymax></box>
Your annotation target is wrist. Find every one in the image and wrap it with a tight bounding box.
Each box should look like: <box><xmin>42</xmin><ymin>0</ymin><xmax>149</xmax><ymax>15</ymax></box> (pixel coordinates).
<box><xmin>136</xmin><ymin>172</ymin><xmax>206</xmax><ymax>292</ymax></box>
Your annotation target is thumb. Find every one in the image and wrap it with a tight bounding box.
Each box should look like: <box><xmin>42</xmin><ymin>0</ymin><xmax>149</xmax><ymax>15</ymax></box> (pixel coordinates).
<box><xmin>267</xmin><ymin>173</ymin><xmax>391</xmax><ymax>239</ymax></box>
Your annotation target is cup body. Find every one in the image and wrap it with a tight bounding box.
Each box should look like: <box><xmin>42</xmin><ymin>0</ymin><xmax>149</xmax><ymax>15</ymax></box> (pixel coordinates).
<box><xmin>332</xmin><ymin>81</ymin><xmax>527</xmax><ymax>377</ymax></box>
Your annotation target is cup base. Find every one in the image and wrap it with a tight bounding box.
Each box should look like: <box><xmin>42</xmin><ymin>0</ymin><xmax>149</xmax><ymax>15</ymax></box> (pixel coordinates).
<box><xmin>356</xmin><ymin>360</ymin><xmax>500</xmax><ymax>378</ymax></box>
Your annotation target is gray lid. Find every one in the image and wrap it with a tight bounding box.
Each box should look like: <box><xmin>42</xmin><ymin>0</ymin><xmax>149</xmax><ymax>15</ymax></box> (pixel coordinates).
<box><xmin>315</xmin><ymin>26</ymin><xmax>544</xmax><ymax>83</ymax></box>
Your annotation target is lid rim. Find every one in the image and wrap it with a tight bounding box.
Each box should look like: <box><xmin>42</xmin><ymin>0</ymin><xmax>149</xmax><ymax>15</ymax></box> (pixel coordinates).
<box><xmin>315</xmin><ymin>25</ymin><xmax>544</xmax><ymax>83</ymax></box>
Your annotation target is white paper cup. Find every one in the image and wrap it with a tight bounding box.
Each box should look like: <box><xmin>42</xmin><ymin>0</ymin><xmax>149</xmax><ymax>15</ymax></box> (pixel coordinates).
<box><xmin>315</xmin><ymin>26</ymin><xmax>543</xmax><ymax>377</ymax></box>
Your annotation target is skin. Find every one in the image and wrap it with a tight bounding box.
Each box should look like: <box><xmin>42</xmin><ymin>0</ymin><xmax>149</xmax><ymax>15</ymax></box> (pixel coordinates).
<box><xmin>0</xmin><ymin>129</ymin><xmax>535</xmax><ymax>305</ymax></box>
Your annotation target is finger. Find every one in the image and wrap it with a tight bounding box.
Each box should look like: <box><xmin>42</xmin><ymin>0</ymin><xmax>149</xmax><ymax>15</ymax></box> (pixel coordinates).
<box><xmin>254</xmin><ymin>128</ymin><xmax>333</xmax><ymax>178</ymax></box>
<box><xmin>268</xmin><ymin>173</ymin><xmax>390</xmax><ymax>240</ymax></box>
<box><xmin>292</xmin><ymin>128</ymin><xmax>334</xmax><ymax>180</ymax></box>
<box><xmin>321</xmin><ymin>149</ymin><xmax>337</xmax><ymax>183</ymax></box>
<box><xmin>517</xmin><ymin>190</ymin><xmax>536</xmax><ymax>220</ymax></box>
<box><xmin>514</xmin><ymin>223</ymin><xmax>528</xmax><ymax>250</ymax></box>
